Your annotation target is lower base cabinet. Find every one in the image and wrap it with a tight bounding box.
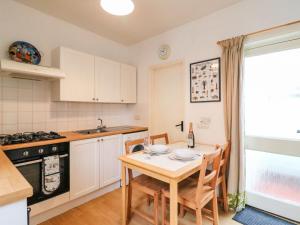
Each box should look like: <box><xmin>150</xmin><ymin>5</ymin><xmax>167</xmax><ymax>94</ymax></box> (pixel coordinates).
<box><xmin>70</xmin><ymin>135</ymin><xmax>122</xmax><ymax>200</ymax></box>
<box><xmin>70</xmin><ymin>138</ymin><xmax>100</xmax><ymax>200</ymax></box>
<box><xmin>100</xmin><ymin>135</ymin><xmax>122</xmax><ymax>188</ymax></box>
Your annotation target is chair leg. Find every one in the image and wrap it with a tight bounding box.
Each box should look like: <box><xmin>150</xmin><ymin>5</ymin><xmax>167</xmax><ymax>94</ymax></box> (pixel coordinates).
<box><xmin>147</xmin><ymin>195</ymin><xmax>152</xmax><ymax>206</ymax></box>
<box><xmin>127</xmin><ymin>184</ymin><xmax>132</xmax><ymax>221</ymax></box>
<box><xmin>179</xmin><ymin>204</ymin><xmax>185</xmax><ymax>218</ymax></box>
<box><xmin>161</xmin><ymin>194</ymin><xmax>167</xmax><ymax>225</ymax></box>
<box><xmin>212</xmin><ymin>194</ymin><xmax>219</xmax><ymax>225</ymax></box>
<box><xmin>196</xmin><ymin>209</ymin><xmax>203</xmax><ymax>225</ymax></box>
<box><xmin>221</xmin><ymin>178</ymin><xmax>229</xmax><ymax>213</ymax></box>
<box><xmin>153</xmin><ymin>193</ymin><xmax>159</xmax><ymax>225</ymax></box>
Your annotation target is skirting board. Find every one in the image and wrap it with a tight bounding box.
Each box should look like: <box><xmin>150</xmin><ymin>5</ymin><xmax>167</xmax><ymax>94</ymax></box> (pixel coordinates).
<box><xmin>30</xmin><ymin>181</ymin><xmax>121</xmax><ymax>225</ymax></box>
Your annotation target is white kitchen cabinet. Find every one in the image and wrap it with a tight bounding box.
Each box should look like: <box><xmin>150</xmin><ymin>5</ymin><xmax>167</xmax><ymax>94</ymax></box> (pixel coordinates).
<box><xmin>70</xmin><ymin>138</ymin><xmax>100</xmax><ymax>200</ymax></box>
<box><xmin>52</xmin><ymin>46</ymin><xmax>137</xmax><ymax>103</ymax></box>
<box><xmin>52</xmin><ymin>47</ymin><xmax>95</xmax><ymax>102</ymax></box>
<box><xmin>99</xmin><ymin>134</ymin><xmax>122</xmax><ymax>188</ymax></box>
<box><xmin>120</xmin><ymin>64</ymin><xmax>137</xmax><ymax>103</ymax></box>
<box><xmin>95</xmin><ymin>57</ymin><xmax>121</xmax><ymax>103</ymax></box>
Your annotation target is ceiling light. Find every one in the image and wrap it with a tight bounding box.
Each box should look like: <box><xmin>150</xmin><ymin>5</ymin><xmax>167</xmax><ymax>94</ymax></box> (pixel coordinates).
<box><xmin>100</xmin><ymin>0</ymin><xmax>135</xmax><ymax>16</ymax></box>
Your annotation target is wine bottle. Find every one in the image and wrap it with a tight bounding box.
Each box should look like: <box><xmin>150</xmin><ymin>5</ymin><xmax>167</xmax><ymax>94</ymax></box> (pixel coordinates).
<box><xmin>187</xmin><ymin>122</ymin><xmax>195</xmax><ymax>148</ymax></box>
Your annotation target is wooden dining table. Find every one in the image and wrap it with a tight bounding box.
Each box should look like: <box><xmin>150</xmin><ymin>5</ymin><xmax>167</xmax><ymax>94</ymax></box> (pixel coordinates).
<box><xmin>119</xmin><ymin>142</ymin><xmax>217</xmax><ymax>225</ymax></box>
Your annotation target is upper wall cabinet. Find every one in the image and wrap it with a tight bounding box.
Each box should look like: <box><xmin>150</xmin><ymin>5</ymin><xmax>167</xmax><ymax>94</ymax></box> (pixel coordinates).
<box><xmin>51</xmin><ymin>47</ymin><xmax>137</xmax><ymax>103</ymax></box>
<box><xmin>121</xmin><ymin>64</ymin><xmax>137</xmax><ymax>103</ymax></box>
<box><xmin>52</xmin><ymin>47</ymin><xmax>95</xmax><ymax>102</ymax></box>
<box><xmin>95</xmin><ymin>57</ymin><xmax>121</xmax><ymax>103</ymax></box>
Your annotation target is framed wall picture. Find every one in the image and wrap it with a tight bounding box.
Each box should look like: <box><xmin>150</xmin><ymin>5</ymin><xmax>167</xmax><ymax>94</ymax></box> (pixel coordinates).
<box><xmin>190</xmin><ymin>57</ymin><xmax>221</xmax><ymax>103</ymax></box>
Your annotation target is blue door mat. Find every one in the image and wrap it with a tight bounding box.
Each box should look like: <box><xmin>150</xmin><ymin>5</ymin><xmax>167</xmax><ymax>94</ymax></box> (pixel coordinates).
<box><xmin>233</xmin><ymin>206</ymin><xmax>298</xmax><ymax>225</ymax></box>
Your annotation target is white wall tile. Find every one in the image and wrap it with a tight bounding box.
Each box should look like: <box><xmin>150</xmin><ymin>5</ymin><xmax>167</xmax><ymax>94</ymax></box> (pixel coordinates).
<box><xmin>56</xmin><ymin>111</ymin><xmax>68</xmax><ymax>122</ymax></box>
<box><xmin>33</xmin><ymin>111</ymin><xmax>46</xmax><ymax>123</ymax></box>
<box><xmin>18</xmin><ymin>123</ymin><xmax>33</xmax><ymax>133</ymax></box>
<box><xmin>33</xmin><ymin>122</ymin><xmax>46</xmax><ymax>132</ymax></box>
<box><xmin>2</xmin><ymin>77</ymin><xmax>18</xmax><ymax>88</ymax></box>
<box><xmin>2</xmin><ymin>100</ymin><xmax>18</xmax><ymax>112</ymax></box>
<box><xmin>3</xmin><ymin>87</ymin><xmax>18</xmax><ymax>100</ymax></box>
<box><xmin>0</xmin><ymin>79</ymin><xmax>133</xmax><ymax>134</ymax></box>
<box><xmin>18</xmin><ymin>79</ymin><xmax>33</xmax><ymax>89</ymax></box>
<box><xmin>2</xmin><ymin>124</ymin><xmax>17</xmax><ymax>134</ymax></box>
<box><xmin>46</xmin><ymin>111</ymin><xmax>57</xmax><ymax>122</ymax></box>
<box><xmin>18</xmin><ymin>101</ymin><xmax>33</xmax><ymax>112</ymax></box>
<box><xmin>46</xmin><ymin>122</ymin><xmax>57</xmax><ymax>132</ymax></box>
<box><xmin>57</xmin><ymin>121</ymin><xmax>68</xmax><ymax>132</ymax></box>
<box><xmin>33</xmin><ymin>101</ymin><xmax>47</xmax><ymax>111</ymax></box>
<box><xmin>18</xmin><ymin>88</ymin><xmax>33</xmax><ymax>101</ymax></box>
<box><xmin>3</xmin><ymin>112</ymin><xmax>18</xmax><ymax>125</ymax></box>
<box><xmin>18</xmin><ymin>111</ymin><xmax>33</xmax><ymax>123</ymax></box>
<box><xmin>67</xmin><ymin>120</ymin><xmax>78</xmax><ymax>131</ymax></box>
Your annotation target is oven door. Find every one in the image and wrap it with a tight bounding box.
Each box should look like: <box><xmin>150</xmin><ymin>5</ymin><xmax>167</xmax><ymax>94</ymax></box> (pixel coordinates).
<box><xmin>15</xmin><ymin>154</ymin><xmax>69</xmax><ymax>205</ymax></box>
<box><xmin>15</xmin><ymin>158</ymin><xmax>42</xmax><ymax>205</ymax></box>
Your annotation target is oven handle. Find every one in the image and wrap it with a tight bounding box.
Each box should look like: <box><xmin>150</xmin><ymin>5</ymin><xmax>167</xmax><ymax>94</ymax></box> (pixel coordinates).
<box><xmin>15</xmin><ymin>154</ymin><xmax>69</xmax><ymax>167</ymax></box>
<box><xmin>15</xmin><ymin>159</ymin><xmax>42</xmax><ymax>167</ymax></box>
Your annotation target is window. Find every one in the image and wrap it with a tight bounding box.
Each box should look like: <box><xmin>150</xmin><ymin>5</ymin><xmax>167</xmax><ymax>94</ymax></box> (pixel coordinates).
<box><xmin>245</xmin><ymin>47</ymin><xmax>300</xmax><ymax>140</ymax></box>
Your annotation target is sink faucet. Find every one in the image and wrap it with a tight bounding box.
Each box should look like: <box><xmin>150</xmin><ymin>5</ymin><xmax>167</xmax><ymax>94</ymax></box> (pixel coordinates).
<box><xmin>97</xmin><ymin>118</ymin><xmax>106</xmax><ymax>130</ymax></box>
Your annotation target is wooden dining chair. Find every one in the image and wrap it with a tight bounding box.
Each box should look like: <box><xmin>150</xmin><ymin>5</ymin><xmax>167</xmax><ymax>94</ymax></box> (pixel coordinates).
<box><xmin>188</xmin><ymin>143</ymin><xmax>231</xmax><ymax>213</ymax></box>
<box><xmin>150</xmin><ymin>133</ymin><xmax>169</xmax><ymax>145</ymax></box>
<box><xmin>161</xmin><ymin>148</ymin><xmax>223</xmax><ymax>225</ymax></box>
<box><xmin>125</xmin><ymin>138</ymin><xmax>166</xmax><ymax>225</ymax></box>
<box><xmin>215</xmin><ymin>143</ymin><xmax>231</xmax><ymax>212</ymax></box>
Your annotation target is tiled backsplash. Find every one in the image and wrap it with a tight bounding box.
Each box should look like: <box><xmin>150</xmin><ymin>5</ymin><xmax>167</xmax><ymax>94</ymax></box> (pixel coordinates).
<box><xmin>0</xmin><ymin>76</ymin><xmax>133</xmax><ymax>134</ymax></box>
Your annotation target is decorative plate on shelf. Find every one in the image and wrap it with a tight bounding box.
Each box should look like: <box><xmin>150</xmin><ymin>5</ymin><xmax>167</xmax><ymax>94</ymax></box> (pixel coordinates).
<box><xmin>8</xmin><ymin>41</ymin><xmax>41</xmax><ymax>65</ymax></box>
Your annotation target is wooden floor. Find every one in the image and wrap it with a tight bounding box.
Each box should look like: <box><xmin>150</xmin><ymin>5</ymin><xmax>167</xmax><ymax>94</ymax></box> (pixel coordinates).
<box><xmin>40</xmin><ymin>188</ymin><xmax>240</xmax><ymax>225</ymax></box>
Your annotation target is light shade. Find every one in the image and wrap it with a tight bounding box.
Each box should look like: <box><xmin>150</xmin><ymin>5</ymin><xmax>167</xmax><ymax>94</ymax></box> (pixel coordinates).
<box><xmin>100</xmin><ymin>0</ymin><xmax>135</xmax><ymax>16</ymax></box>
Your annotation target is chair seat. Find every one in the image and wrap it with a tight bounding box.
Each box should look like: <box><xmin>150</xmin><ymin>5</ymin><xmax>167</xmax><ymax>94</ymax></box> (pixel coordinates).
<box><xmin>131</xmin><ymin>174</ymin><xmax>166</xmax><ymax>195</ymax></box>
<box><xmin>162</xmin><ymin>178</ymin><xmax>214</xmax><ymax>209</ymax></box>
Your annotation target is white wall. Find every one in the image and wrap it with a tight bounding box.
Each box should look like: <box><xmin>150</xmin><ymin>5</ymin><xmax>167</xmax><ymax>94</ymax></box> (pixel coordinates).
<box><xmin>0</xmin><ymin>0</ymin><xmax>129</xmax><ymax>64</ymax></box>
<box><xmin>0</xmin><ymin>0</ymin><xmax>134</xmax><ymax>134</ymax></box>
<box><xmin>128</xmin><ymin>0</ymin><xmax>300</xmax><ymax>144</ymax></box>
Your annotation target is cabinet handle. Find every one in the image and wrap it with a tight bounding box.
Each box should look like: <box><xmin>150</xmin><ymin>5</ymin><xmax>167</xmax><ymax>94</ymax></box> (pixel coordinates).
<box><xmin>97</xmin><ymin>139</ymin><xmax>100</xmax><ymax>142</ymax></box>
<box><xmin>121</xmin><ymin>99</ymin><xmax>124</xmax><ymax>102</ymax></box>
<box><xmin>96</xmin><ymin>98</ymin><xmax>99</xmax><ymax>101</ymax></box>
<box><xmin>101</xmin><ymin>139</ymin><xmax>103</xmax><ymax>141</ymax></box>
<box><xmin>92</xmin><ymin>98</ymin><xmax>95</xmax><ymax>101</ymax></box>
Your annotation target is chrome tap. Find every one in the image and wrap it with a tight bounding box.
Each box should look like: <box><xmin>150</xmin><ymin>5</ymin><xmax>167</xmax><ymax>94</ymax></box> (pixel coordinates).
<box><xmin>97</xmin><ymin>118</ymin><xmax>106</xmax><ymax>130</ymax></box>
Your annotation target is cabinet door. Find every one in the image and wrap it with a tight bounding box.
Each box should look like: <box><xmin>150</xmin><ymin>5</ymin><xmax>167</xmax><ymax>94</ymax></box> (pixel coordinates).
<box><xmin>57</xmin><ymin>47</ymin><xmax>95</xmax><ymax>102</ymax></box>
<box><xmin>99</xmin><ymin>135</ymin><xmax>122</xmax><ymax>188</ymax></box>
<box><xmin>70</xmin><ymin>138</ymin><xmax>100</xmax><ymax>200</ymax></box>
<box><xmin>95</xmin><ymin>57</ymin><xmax>121</xmax><ymax>103</ymax></box>
<box><xmin>120</xmin><ymin>64</ymin><xmax>137</xmax><ymax>103</ymax></box>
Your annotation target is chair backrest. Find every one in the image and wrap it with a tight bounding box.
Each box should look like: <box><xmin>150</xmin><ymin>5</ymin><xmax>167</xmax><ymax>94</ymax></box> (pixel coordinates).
<box><xmin>125</xmin><ymin>138</ymin><xmax>145</xmax><ymax>154</ymax></box>
<box><xmin>124</xmin><ymin>138</ymin><xmax>145</xmax><ymax>181</ymax></box>
<box><xmin>196</xmin><ymin>147</ymin><xmax>222</xmax><ymax>205</ymax></box>
<box><xmin>218</xmin><ymin>142</ymin><xmax>231</xmax><ymax>179</ymax></box>
<box><xmin>150</xmin><ymin>133</ymin><xmax>169</xmax><ymax>145</ymax></box>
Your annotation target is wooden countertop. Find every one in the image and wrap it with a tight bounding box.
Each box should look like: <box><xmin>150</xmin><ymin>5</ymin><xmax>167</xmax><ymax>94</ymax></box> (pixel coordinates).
<box><xmin>0</xmin><ymin>126</ymin><xmax>147</xmax><ymax>206</ymax></box>
<box><xmin>0</xmin><ymin>150</ymin><xmax>33</xmax><ymax>206</ymax></box>
<box><xmin>1</xmin><ymin>126</ymin><xmax>148</xmax><ymax>151</ymax></box>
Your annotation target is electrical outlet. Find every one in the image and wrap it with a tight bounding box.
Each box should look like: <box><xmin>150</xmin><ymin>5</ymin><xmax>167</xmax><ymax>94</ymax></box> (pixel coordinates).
<box><xmin>197</xmin><ymin>117</ymin><xmax>211</xmax><ymax>129</ymax></box>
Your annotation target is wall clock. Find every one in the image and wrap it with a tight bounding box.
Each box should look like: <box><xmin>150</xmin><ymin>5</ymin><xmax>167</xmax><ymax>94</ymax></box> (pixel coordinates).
<box><xmin>158</xmin><ymin>44</ymin><xmax>171</xmax><ymax>60</ymax></box>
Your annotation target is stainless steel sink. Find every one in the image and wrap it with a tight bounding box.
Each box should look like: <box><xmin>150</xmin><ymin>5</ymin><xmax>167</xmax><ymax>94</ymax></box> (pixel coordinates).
<box><xmin>75</xmin><ymin>126</ymin><xmax>135</xmax><ymax>135</ymax></box>
<box><xmin>75</xmin><ymin>128</ymin><xmax>108</xmax><ymax>135</ymax></box>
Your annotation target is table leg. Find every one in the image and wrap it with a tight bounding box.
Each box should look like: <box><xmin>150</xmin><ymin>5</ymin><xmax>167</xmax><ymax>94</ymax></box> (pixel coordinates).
<box><xmin>170</xmin><ymin>180</ymin><xmax>178</xmax><ymax>225</ymax></box>
<box><xmin>121</xmin><ymin>163</ymin><xmax>127</xmax><ymax>225</ymax></box>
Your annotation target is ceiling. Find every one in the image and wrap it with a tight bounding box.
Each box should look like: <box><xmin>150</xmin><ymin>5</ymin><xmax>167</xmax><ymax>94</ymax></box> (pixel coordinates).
<box><xmin>13</xmin><ymin>0</ymin><xmax>241</xmax><ymax>45</ymax></box>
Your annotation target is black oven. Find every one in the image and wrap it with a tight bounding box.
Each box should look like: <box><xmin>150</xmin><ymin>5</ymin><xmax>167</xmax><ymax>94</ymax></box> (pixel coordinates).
<box><xmin>4</xmin><ymin>142</ymin><xmax>70</xmax><ymax>206</ymax></box>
